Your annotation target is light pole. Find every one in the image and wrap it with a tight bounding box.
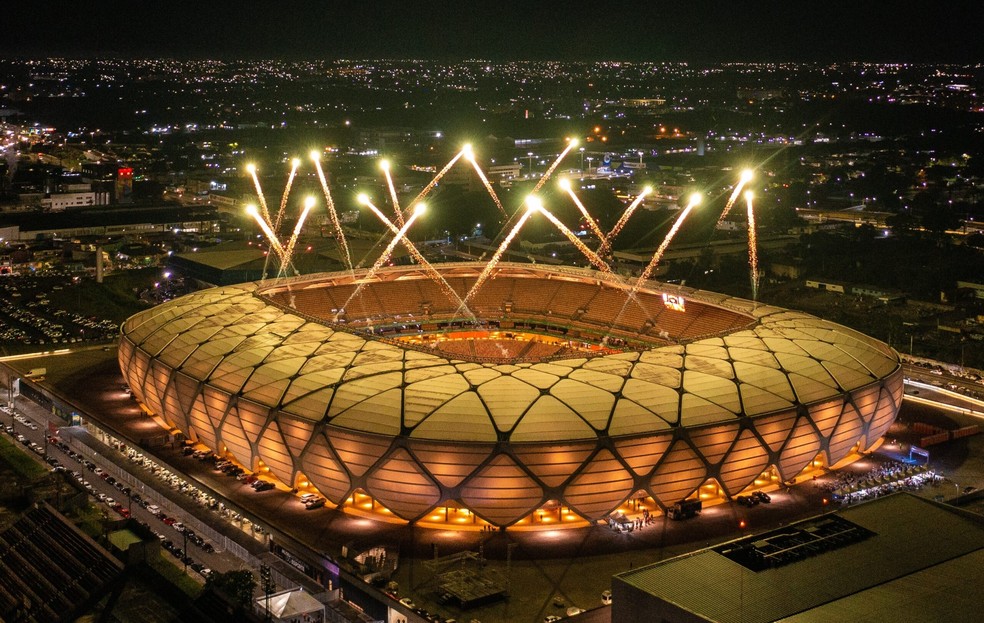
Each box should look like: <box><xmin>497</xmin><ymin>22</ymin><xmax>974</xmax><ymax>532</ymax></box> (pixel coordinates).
<box><xmin>586</xmin><ymin>157</ymin><xmax>593</xmax><ymax>174</ymax></box>
<box><xmin>527</xmin><ymin>152</ymin><xmax>534</xmax><ymax>177</ymax></box>
<box><xmin>579</xmin><ymin>147</ymin><xmax>585</xmax><ymax>172</ymax></box>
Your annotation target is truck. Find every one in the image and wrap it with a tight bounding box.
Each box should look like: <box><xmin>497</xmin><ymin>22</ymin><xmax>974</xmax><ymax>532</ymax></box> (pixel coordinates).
<box><xmin>667</xmin><ymin>499</ymin><xmax>702</xmax><ymax>520</ymax></box>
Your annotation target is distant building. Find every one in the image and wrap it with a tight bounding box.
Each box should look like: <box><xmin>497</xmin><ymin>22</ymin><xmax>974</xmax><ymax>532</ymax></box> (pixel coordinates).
<box><xmin>613</xmin><ymin>493</ymin><xmax>984</xmax><ymax>623</ymax></box>
<box><xmin>805</xmin><ymin>279</ymin><xmax>846</xmax><ymax>294</ymax></box>
<box><xmin>41</xmin><ymin>191</ymin><xmax>110</xmax><ymax>212</ymax></box>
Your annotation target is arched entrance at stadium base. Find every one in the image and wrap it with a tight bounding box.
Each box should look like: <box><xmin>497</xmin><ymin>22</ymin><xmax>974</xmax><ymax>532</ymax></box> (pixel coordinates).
<box><xmin>199</xmin><ymin>444</ymin><xmax>869</xmax><ymax>531</ymax></box>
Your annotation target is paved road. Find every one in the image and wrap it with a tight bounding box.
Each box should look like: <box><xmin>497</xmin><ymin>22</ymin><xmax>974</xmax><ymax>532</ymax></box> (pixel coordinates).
<box><xmin>1</xmin><ymin>399</ymin><xmax>281</xmax><ymax>589</ymax></box>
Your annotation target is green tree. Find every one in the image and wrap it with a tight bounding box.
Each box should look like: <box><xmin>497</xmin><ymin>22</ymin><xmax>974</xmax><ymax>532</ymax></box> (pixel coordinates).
<box><xmin>204</xmin><ymin>569</ymin><xmax>257</xmax><ymax>608</ymax></box>
<box><xmin>921</xmin><ymin>203</ymin><xmax>961</xmax><ymax>244</ymax></box>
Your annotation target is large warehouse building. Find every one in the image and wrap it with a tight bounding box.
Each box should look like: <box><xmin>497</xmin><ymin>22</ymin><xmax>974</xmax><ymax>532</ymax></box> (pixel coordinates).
<box><xmin>118</xmin><ymin>262</ymin><xmax>903</xmax><ymax>528</ymax></box>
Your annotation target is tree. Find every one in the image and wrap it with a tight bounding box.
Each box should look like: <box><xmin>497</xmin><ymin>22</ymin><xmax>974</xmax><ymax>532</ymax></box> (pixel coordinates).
<box><xmin>204</xmin><ymin>569</ymin><xmax>257</xmax><ymax>608</ymax></box>
<box><xmin>921</xmin><ymin>203</ymin><xmax>961</xmax><ymax>244</ymax></box>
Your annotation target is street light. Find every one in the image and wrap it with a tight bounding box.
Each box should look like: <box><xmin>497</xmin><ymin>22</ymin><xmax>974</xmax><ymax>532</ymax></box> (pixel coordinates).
<box><xmin>527</xmin><ymin>152</ymin><xmax>534</xmax><ymax>177</ymax></box>
<box><xmin>579</xmin><ymin>147</ymin><xmax>585</xmax><ymax>172</ymax></box>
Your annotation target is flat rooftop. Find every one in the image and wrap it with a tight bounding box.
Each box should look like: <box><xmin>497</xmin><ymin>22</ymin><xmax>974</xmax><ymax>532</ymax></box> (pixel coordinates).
<box><xmin>615</xmin><ymin>493</ymin><xmax>984</xmax><ymax>623</ymax></box>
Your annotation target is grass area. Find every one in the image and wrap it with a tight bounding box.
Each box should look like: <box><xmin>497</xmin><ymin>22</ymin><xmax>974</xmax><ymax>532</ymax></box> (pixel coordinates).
<box><xmin>147</xmin><ymin>551</ymin><xmax>204</xmax><ymax>598</ymax></box>
<box><xmin>68</xmin><ymin>503</ymin><xmax>108</xmax><ymax>539</ymax></box>
<box><xmin>46</xmin><ymin>267</ymin><xmax>159</xmax><ymax>325</ymax></box>
<box><xmin>4</xmin><ymin>348</ymin><xmax>119</xmax><ymax>389</ymax></box>
<box><xmin>0</xmin><ymin>435</ymin><xmax>48</xmax><ymax>481</ymax></box>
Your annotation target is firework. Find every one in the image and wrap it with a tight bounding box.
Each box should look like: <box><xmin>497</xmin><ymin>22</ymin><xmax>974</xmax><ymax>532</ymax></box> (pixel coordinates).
<box><xmin>745</xmin><ymin>190</ymin><xmax>759</xmax><ymax>300</ymax></box>
<box><xmin>534</xmin><ymin>202</ymin><xmax>612</xmax><ymax>274</ymax></box>
<box><xmin>631</xmin><ymin>192</ymin><xmax>703</xmax><ymax>291</ymax></box>
<box><xmin>598</xmin><ymin>186</ymin><xmax>652</xmax><ymax>256</ymax></box>
<box><xmin>274</xmin><ymin>158</ymin><xmax>301</xmax><ymax>231</ymax></box>
<box><xmin>281</xmin><ymin>196</ymin><xmax>315</xmax><ymax>276</ymax></box>
<box><xmin>559</xmin><ymin>178</ymin><xmax>606</xmax><ymax>243</ymax></box>
<box><xmin>716</xmin><ymin>169</ymin><xmax>754</xmax><ymax>225</ymax></box>
<box><xmin>311</xmin><ymin>151</ymin><xmax>352</xmax><ymax>271</ymax></box>
<box><xmin>361</xmin><ymin>195</ymin><xmax>471</xmax><ymax>313</ymax></box>
<box><xmin>380</xmin><ymin>159</ymin><xmax>404</xmax><ymax>227</ymax></box>
<box><xmin>531</xmin><ymin>139</ymin><xmax>578</xmax><ymax>195</ymax></box>
<box><xmin>463</xmin><ymin>145</ymin><xmax>507</xmax><ymax>218</ymax></box>
<box><xmin>246</xmin><ymin>163</ymin><xmax>272</xmax><ymax>226</ymax></box>
<box><xmin>462</xmin><ymin>198</ymin><xmax>538</xmax><ymax>308</ymax></box>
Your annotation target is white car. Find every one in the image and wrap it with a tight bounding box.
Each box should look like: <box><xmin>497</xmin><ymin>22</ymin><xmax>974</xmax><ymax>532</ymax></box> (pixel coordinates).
<box><xmin>601</xmin><ymin>590</ymin><xmax>612</xmax><ymax>605</ymax></box>
<box><xmin>147</xmin><ymin>505</ymin><xmax>161</xmax><ymax>515</ymax></box>
<box><xmin>299</xmin><ymin>493</ymin><xmax>320</xmax><ymax>502</ymax></box>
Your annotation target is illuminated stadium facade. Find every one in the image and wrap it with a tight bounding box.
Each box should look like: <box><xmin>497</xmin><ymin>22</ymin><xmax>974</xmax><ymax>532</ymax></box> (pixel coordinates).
<box><xmin>118</xmin><ymin>262</ymin><xmax>903</xmax><ymax>528</ymax></box>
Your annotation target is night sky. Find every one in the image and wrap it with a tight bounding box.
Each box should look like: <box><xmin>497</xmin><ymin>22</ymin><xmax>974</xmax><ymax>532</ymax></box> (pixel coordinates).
<box><xmin>3</xmin><ymin>0</ymin><xmax>983</xmax><ymax>62</ymax></box>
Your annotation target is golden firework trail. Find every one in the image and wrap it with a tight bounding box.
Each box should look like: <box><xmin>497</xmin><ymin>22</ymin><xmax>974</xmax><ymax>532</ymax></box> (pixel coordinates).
<box><xmin>274</xmin><ymin>158</ymin><xmax>301</xmax><ymax>231</ymax></box>
<box><xmin>560</xmin><ymin>179</ymin><xmax>606</xmax><ymax>243</ymax></box>
<box><xmin>533</xmin><ymin>204</ymin><xmax>612</xmax><ymax>274</ymax></box>
<box><xmin>716</xmin><ymin>170</ymin><xmax>754</xmax><ymax>225</ymax></box>
<box><xmin>598</xmin><ymin>187</ymin><xmax>652</xmax><ymax>256</ymax></box>
<box><xmin>380</xmin><ymin>160</ymin><xmax>404</xmax><ymax>227</ymax></box>
<box><xmin>311</xmin><ymin>151</ymin><xmax>353</xmax><ymax>271</ymax></box>
<box><xmin>531</xmin><ymin>139</ymin><xmax>578</xmax><ymax>195</ymax></box>
<box><xmin>745</xmin><ymin>191</ymin><xmax>759</xmax><ymax>300</ymax></box>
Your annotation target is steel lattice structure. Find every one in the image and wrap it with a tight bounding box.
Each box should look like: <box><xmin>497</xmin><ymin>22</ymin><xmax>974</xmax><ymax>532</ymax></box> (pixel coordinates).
<box><xmin>119</xmin><ymin>263</ymin><xmax>903</xmax><ymax>527</ymax></box>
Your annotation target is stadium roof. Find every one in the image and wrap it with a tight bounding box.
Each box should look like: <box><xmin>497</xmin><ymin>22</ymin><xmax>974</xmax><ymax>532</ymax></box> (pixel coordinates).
<box><xmin>121</xmin><ymin>263</ymin><xmax>901</xmax><ymax>444</ymax></box>
<box><xmin>614</xmin><ymin>493</ymin><xmax>984</xmax><ymax>623</ymax></box>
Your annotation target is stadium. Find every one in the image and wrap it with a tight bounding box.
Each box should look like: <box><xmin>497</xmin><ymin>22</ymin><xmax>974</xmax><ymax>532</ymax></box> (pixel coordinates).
<box><xmin>118</xmin><ymin>262</ymin><xmax>903</xmax><ymax>528</ymax></box>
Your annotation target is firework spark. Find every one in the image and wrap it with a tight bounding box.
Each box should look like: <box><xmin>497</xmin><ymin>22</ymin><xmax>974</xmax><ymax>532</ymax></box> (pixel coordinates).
<box><xmin>246</xmin><ymin>203</ymin><xmax>286</xmax><ymax>262</ymax></box>
<box><xmin>598</xmin><ymin>186</ymin><xmax>652</xmax><ymax>257</ymax></box>
<box><xmin>380</xmin><ymin>159</ymin><xmax>404</xmax><ymax>227</ymax></box>
<box><xmin>631</xmin><ymin>192</ymin><xmax>703</xmax><ymax>292</ymax></box>
<box><xmin>559</xmin><ymin>178</ymin><xmax>606</xmax><ymax>243</ymax></box>
<box><xmin>716</xmin><ymin>169</ymin><xmax>754</xmax><ymax>225</ymax></box>
<box><xmin>361</xmin><ymin>196</ymin><xmax>471</xmax><ymax>313</ymax></box>
<box><xmin>274</xmin><ymin>158</ymin><xmax>301</xmax><ymax>231</ymax></box>
<box><xmin>463</xmin><ymin>145</ymin><xmax>507</xmax><ymax>218</ymax></box>
<box><xmin>246</xmin><ymin>163</ymin><xmax>272</xmax><ymax>226</ymax></box>
<box><xmin>534</xmin><ymin>203</ymin><xmax>612</xmax><ymax>274</ymax></box>
<box><xmin>281</xmin><ymin>196</ymin><xmax>315</xmax><ymax>276</ymax></box>
<box><xmin>462</xmin><ymin>199</ymin><xmax>538</xmax><ymax>308</ymax></box>
<box><xmin>745</xmin><ymin>190</ymin><xmax>759</xmax><ymax>300</ymax></box>
<box><xmin>531</xmin><ymin>139</ymin><xmax>578</xmax><ymax>195</ymax></box>
<box><xmin>407</xmin><ymin>148</ymin><xmax>466</xmax><ymax>210</ymax></box>
<box><xmin>311</xmin><ymin>151</ymin><xmax>352</xmax><ymax>271</ymax></box>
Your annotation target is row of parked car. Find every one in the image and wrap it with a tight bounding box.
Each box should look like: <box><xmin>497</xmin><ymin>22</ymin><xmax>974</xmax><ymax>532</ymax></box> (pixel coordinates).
<box><xmin>736</xmin><ymin>491</ymin><xmax>772</xmax><ymax>507</ymax></box>
<box><xmin>188</xmin><ymin>445</ymin><xmax>325</xmax><ymax>508</ymax></box>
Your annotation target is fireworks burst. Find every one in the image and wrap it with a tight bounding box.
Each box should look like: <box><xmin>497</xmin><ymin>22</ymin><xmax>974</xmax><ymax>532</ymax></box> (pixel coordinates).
<box><xmin>631</xmin><ymin>192</ymin><xmax>703</xmax><ymax>293</ymax></box>
<box><xmin>464</xmin><ymin>145</ymin><xmax>507</xmax><ymax>218</ymax></box>
<box><xmin>533</xmin><ymin>202</ymin><xmax>613</xmax><ymax>274</ymax></box>
<box><xmin>461</xmin><ymin>199</ymin><xmax>538</xmax><ymax>309</ymax></box>
<box><xmin>246</xmin><ymin>163</ymin><xmax>272</xmax><ymax>226</ymax></box>
<box><xmin>598</xmin><ymin>186</ymin><xmax>652</xmax><ymax>257</ymax></box>
<box><xmin>407</xmin><ymin>148</ymin><xmax>467</xmax><ymax>210</ymax></box>
<box><xmin>380</xmin><ymin>159</ymin><xmax>404</xmax><ymax>227</ymax></box>
<box><xmin>281</xmin><ymin>196</ymin><xmax>315</xmax><ymax>276</ymax></box>
<box><xmin>531</xmin><ymin>139</ymin><xmax>578</xmax><ymax>195</ymax></box>
<box><xmin>559</xmin><ymin>178</ymin><xmax>606</xmax><ymax>243</ymax></box>
<box><xmin>311</xmin><ymin>151</ymin><xmax>353</xmax><ymax>271</ymax></box>
<box><xmin>274</xmin><ymin>158</ymin><xmax>301</xmax><ymax>231</ymax></box>
<box><xmin>745</xmin><ymin>190</ymin><xmax>759</xmax><ymax>300</ymax></box>
<box><xmin>716</xmin><ymin>169</ymin><xmax>754</xmax><ymax>226</ymax></box>
<box><xmin>361</xmin><ymin>196</ymin><xmax>472</xmax><ymax>314</ymax></box>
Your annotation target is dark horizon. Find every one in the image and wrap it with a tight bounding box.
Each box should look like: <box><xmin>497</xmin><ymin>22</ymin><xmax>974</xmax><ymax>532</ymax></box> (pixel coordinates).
<box><xmin>4</xmin><ymin>1</ymin><xmax>983</xmax><ymax>63</ymax></box>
